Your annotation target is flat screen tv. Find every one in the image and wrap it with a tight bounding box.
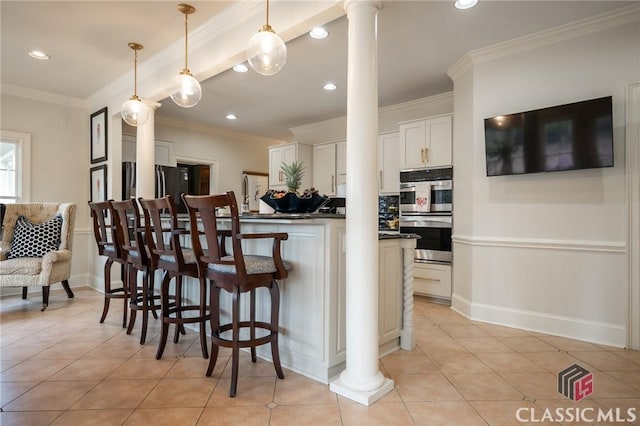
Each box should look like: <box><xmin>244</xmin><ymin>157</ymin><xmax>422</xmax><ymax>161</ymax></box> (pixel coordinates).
<box><xmin>484</xmin><ymin>96</ymin><xmax>613</xmax><ymax>177</ymax></box>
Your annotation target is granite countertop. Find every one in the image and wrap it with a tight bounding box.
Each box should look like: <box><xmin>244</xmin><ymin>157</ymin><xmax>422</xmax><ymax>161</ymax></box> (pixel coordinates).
<box><xmin>239</xmin><ymin>213</ymin><xmax>346</xmax><ymax>220</ymax></box>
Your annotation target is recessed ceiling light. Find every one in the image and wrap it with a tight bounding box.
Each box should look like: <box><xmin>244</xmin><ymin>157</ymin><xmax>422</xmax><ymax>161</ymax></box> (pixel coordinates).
<box><xmin>323</xmin><ymin>83</ymin><xmax>337</xmax><ymax>91</ymax></box>
<box><xmin>309</xmin><ymin>27</ymin><xmax>328</xmax><ymax>39</ymax></box>
<box><xmin>232</xmin><ymin>64</ymin><xmax>249</xmax><ymax>73</ymax></box>
<box><xmin>454</xmin><ymin>0</ymin><xmax>478</xmax><ymax>9</ymax></box>
<box><xmin>225</xmin><ymin>113</ymin><xmax>238</xmax><ymax>120</ymax></box>
<box><xmin>28</xmin><ymin>50</ymin><xmax>50</xmax><ymax>60</ymax></box>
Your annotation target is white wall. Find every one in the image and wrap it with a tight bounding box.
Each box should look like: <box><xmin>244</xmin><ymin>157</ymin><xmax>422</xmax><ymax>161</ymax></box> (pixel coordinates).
<box><xmin>1</xmin><ymin>93</ymin><xmax>91</xmax><ymax>292</ymax></box>
<box><xmin>450</xmin><ymin>20</ymin><xmax>639</xmax><ymax>347</ymax></box>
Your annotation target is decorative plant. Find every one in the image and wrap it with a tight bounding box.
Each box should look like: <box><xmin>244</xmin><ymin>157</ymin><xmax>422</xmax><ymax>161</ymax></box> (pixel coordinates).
<box><xmin>281</xmin><ymin>161</ymin><xmax>305</xmax><ymax>193</ymax></box>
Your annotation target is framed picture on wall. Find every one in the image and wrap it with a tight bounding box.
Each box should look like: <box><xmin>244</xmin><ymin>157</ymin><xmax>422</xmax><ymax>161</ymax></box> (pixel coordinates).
<box><xmin>243</xmin><ymin>171</ymin><xmax>269</xmax><ymax>212</ymax></box>
<box><xmin>90</xmin><ymin>164</ymin><xmax>107</xmax><ymax>202</ymax></box>
<box><xmin>90</xmin><ymin>107</ymin><xmax>108</xmax><ymax>163</ymax></box>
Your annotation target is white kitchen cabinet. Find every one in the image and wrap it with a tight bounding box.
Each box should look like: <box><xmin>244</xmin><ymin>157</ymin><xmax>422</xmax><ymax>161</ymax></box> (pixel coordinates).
<box><xmin>378</xmin><ymin>240</ymin><xmax>403</xmax><ymax>344</ymax></box>
<box><xmin>313</xmin><ymin>143</ymin><xmax>337</xmax><ymax>196</ymax></box>
<box><xmin>399</xmin><ymin>114</ymin><xmax>452</xmax><ymax>169</ymax></box>
<box><xmin>269</xmin><ymin>143</ymin><xmax>312</xmax><ymax>191</ymax></box>
<box><xmin>378</xmin><ymin>132</ymin><xmax>400</xmax><ymax>194</ymax></box>
<box><xmin>413</xmin><ymin>261</ymin><xmax>452</xmax><ymax>301</ymax></box>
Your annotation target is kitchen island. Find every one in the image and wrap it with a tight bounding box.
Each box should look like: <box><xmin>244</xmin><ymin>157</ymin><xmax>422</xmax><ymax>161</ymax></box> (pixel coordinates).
<box><xmin>178</xmin><ymin>214</ymin><xmax>417</xmax><ymax>384</ymax></box>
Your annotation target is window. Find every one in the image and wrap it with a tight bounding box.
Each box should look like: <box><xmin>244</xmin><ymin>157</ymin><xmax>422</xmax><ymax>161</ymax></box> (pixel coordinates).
<box><xmin>0</xmin><ymin>130</ymin><xmax>31</xmax><ymax>203</ymax></box>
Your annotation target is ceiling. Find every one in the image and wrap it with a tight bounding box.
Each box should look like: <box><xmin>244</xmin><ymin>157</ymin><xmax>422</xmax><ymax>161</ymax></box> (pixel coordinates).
<box><xmin>1</xmin><ymin>1</ymin><xmax>635</xmax><ymax>141</ymax></box>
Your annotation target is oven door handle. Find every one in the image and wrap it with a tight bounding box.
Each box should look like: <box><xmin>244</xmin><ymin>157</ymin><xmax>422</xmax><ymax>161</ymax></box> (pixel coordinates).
<box><xmin>400</xmin><ymin>218</ymin><xmax>452</xmax><ymax>228</ymax></box>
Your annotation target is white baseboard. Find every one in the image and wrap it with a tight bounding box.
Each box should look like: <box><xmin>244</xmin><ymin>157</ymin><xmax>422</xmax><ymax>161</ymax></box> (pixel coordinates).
<box><xmin>451</xmin><ymin>292</ymin><xmax>626</xmax><ymax>348</ymax></box>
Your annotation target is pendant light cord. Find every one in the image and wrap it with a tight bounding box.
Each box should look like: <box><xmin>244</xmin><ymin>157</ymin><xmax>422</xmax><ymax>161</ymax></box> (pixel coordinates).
<box><xmin>266</xmin><ymin>0</ymin><xmax>270</xmax><ymax>26</ymax></box>
<box><xmin>133</xmin><ymin>48</ymin><xmax>138</xmax><ymax>98</ymax></box>
<box><xmin>183</xmin><ymin>10</ymin><xmax>189</xmax><ymax>71</ymax></box>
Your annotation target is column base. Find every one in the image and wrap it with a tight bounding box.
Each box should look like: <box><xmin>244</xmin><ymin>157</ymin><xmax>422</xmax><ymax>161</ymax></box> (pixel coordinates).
<box><xmin>329</xmin><ymin>377</ymin><xmax>394</xmax><ymax>406</ymax></box>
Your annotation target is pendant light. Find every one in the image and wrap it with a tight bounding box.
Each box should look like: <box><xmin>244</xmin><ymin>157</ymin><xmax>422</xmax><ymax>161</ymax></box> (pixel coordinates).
<box><xmin>246</xmin><ymin>0</ymin><xmax>287</xmax><ymax>76</ymax></box>
<box><xmin>121</xmin><ymin>42</ymin><xmax>150</xmax><ymax>127</ymax></box>
<box><xmin>169</xmin><ymin>3</ymin><xmax>202</xmax><ymax>108</ymax></box>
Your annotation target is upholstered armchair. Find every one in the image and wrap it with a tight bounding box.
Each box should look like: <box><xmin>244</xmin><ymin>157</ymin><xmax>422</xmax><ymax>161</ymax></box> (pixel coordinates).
<box><xmin>0</xmin><ymin>203</ymin><xmax>76</xmax><ymax>311</ymax></box>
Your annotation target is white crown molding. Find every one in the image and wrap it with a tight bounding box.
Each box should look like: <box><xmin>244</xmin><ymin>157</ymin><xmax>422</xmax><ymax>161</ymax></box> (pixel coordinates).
<box><xmin>448</xmin><ymin>3</ymin><xmax>640</xmax><ymax>82</ymax></box>
<box><xmin>380</xmin><ymin>91</ymin><xmax>454</xmax><ymax>114</ymax></box>
<box><xmin>1</xmin><ymin>83</ymin><xmax>87</xmax><ymax>109</ymax></box>
<box><xmin>452</xmin><ymin>234</ymin><xmax>626</xmax><ymax>253</ymax></box>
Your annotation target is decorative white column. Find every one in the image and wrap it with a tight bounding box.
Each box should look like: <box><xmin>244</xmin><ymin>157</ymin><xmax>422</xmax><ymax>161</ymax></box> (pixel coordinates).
<box><xmin>330</xmin><ymin>0</ymin><xmax>390</xmax><ymax>406</ymax></box>
<box><xmin>135</xmin><ymin>101</ymin><xmax>160</xmax><ymax>199</ymax></box>
<box><xmin>400</xmin><ymin>238</ymin><xmax>417</xmax><ymax>351</ymax></box>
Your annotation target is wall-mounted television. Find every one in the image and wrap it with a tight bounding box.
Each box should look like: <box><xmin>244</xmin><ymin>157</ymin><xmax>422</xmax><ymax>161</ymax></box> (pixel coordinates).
<box><xmin>484</xmin><ymin>96</ymin><xmax>613</xmax><ymax>177</ymax></box>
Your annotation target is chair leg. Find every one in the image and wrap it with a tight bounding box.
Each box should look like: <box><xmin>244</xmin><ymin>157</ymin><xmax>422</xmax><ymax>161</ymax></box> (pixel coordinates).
<box><xmin>61</xmin><ymin>280</ymin><xmax>74</xmax><ymax>298</ymax></box>
<box><xmin>22</xmin><ymin>287</ymin><xmax>28</xmax><ymax>299</ymax></box>
<box><xmin>230</xmin><ymin>287</ymin><xmax>241</xmax><ymax>397</ymax></box>
<box><xmin>149</xmin><ymin>271</ymin><xmax>159</xmax><ymax>320</ymax></box>
<box><xmin>156</xmin><ymin>272</ymin><xmax>172</xmax><ymax>360</ymax></box>
<box><xmin>206</xmin><ymin>284</ymin><xmax>220</xmax><ymax>377</ymax></box>
<box><xmin>100</xmin><ymin>259</ymin><xmax>113</xmax><ymax>324</ymax></box>
<box><xmin>270</xmin><ymin>280</ymin><xmax>284</xmax><ymax>379</ymax></box>
<box><xmin>41</xmin><ymin>286</ymin><xmax>50</xmax><ymax>311</ymax></box>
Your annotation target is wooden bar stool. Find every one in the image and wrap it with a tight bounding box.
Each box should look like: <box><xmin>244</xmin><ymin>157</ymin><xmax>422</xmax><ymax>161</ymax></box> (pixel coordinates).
<box><xmin>182</xmin><ymin>191</ymin><xmax>289</xmax><ymax>397</ymax></box>
<box><xmin>138</xmin><ymin>195</ymin><xmax>209</xmax><ymax>360</ymax></box>
<box><xmin>88</xmin><ymin>200</ymin><xmax>129</xmax><ymax>327</ymax></box>
<box><xmin>110</xmin><ymin>199</ymin><xmax>159</xmax><ymax>344</ymax></box>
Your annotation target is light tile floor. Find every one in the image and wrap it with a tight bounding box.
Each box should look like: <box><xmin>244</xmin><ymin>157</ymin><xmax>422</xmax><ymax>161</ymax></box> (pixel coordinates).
<box><xmin>1</xmin><ymin>287</ymin><xmax>639</xmax><ymax>425</ymax></box>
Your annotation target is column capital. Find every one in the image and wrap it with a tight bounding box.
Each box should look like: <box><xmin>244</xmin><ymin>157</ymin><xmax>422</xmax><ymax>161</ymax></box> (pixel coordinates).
<box><xmin>344</xmin><ymin>0</ymin><xmax>382</xmax><ymax>15</ymax></box>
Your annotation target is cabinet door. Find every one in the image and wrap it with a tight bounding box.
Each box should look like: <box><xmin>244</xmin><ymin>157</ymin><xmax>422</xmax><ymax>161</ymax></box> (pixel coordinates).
<box><xmin>336</xmin><ymin>141</ymin><xmax>347</xmax><ymax>186</ymax></box>
<box><xmin>399</xmin><ymin>120</ymin><xmax>427</xmax><ymax>169</ymax></box>
<box><xmin>313</xmin><ymin>143</ymin><xmax>337</xmax><ymax>196</ymax></box>
<box><xmin>425</xmin><ymin>115</ymin><xmax>452</xmax><ymax>167</ymax></box>
<box><xmin>269</xmin><ymin>147</ymin><xmax>284</xmax><ymax>186</ymax></box>
<box><xmin>269</xmin><ymin>144</ymin><xmax>298</xmax><ymax>189</ymax></box>
<box><xmin>378</xmin><ymin>132</ymin><xmax>400</xmax><ymax>194</ymax></box>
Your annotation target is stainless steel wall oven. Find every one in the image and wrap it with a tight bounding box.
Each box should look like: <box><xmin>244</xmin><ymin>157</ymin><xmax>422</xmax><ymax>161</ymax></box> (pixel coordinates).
<box><xmin>399</xmin><ymin>166</ymin><xmax>453</xmax><ymax>263</ymax></box>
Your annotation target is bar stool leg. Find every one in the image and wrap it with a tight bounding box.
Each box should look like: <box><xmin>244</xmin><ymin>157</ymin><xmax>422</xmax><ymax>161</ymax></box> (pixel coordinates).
<box><xmin>206</xmin><ymin>284</ymin><xmax>221</xmax><ymax>377</ymax></box>
<box><xmin>250</xmin><ymin>289</ymin><xmax>257</xmax><ymax>362</ymax></box>
<box><xmin>140</xmin><ymin>270</ymin><xmax>149</xmax><ymax>345</ymax></box>
<box><xmin>100</xmin><ymin>258</ymin><xmax>114</xmax><ymax>324</ymax></box>
<box><xmin>156</xmin><ymin>272</ymin><xmax>172</xmax><ymax>360</ymax></box>
<box><xmin>126</xmin><ymin>267</ymin><xmax>137</xmax><ymax>335</ymax></box>
<box><xmin>230</xmin><ymin>287</ymin><xmax>241</xmax><ymax>397</ymax></box>
<box><xmin>270</xmin><ymin>280</ymin><xmax>284</xmax><ymax>379</ymax></box>
<box><xmin>173</xmin><ymin>275</ymin><xmax>183</xmax><ymax>344</ymax></box>
<box><xmin>198</xmin><ymin>275</ymin><xmax>209</xmax><ymax>359</ymax></box>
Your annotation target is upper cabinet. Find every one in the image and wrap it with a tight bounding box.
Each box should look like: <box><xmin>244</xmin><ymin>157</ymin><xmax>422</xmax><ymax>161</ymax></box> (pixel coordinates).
<box><xmin>399</xmin><ymin>114</ymin><xmax>452</xmax><ymax>169</ymax></box>
<box><xmin>269</xmin><ymin>143</ymin><xmax>313</xmax><ymax>191</ymax></box>
<box><xmin>378</xmin><ymin>132</ymin><xmax>400</xmax><ymax>194</ymax></box>
<box><xmin>313</xmin><ymin>143</ymin><xmax>338</xmax><ymax>196</ymax></box>
<box><xmin>336</xmin><ymin>141</ymin><xmax>346</xmax><ymax>187</ymax></box>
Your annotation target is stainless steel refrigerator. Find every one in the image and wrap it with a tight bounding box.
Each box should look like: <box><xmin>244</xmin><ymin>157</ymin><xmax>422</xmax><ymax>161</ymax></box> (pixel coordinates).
<box><xmin>122</xmin><ymin>162</ymin><xmax>190</xmax><ymax>213</ymax></box>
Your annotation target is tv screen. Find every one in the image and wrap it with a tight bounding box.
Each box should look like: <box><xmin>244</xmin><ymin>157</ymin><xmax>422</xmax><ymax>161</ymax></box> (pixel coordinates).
<box><xmin>484</xmin><ymin>96</ymin><xmax>613</xmax><ymax>176</ymax></box>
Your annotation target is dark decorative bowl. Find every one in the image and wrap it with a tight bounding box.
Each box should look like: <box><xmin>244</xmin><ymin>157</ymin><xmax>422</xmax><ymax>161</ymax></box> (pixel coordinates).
<box><xmin>260</xmin><ymin>192</ymin><xmax>328</xmax><ymax>213</ymax></box>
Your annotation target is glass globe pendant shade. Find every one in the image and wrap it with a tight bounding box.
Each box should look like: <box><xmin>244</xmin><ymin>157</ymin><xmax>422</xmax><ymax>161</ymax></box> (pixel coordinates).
<box><xmin>247</xmin><ymin>27</ymin><xmax>287</xmax><ymax>76</ymax></box>
<box><xmin>121</xmin><ymin>97</ymin><xmax>149</xmax><ymax>127</ymax></box>
<box><xmin>170</xmin><ymin>71</ymin><xmax>202</xmax><ymax>108</ymax></box>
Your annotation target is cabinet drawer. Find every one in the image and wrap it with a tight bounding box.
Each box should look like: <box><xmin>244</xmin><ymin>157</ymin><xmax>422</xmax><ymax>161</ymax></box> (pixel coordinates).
<box><xmin>413</xmin><ymin>262</ymin><xmax>451</xmax><ymax>299</ymax></box>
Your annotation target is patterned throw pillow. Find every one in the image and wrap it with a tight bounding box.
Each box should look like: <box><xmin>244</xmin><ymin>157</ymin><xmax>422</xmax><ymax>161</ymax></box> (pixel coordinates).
<box><xmin>7</xmin><ymin>215</ymin><xmax>63</xmax><ymax>259</ymax></box>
